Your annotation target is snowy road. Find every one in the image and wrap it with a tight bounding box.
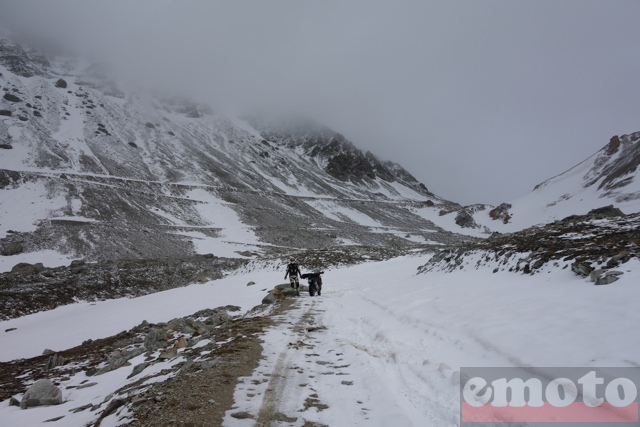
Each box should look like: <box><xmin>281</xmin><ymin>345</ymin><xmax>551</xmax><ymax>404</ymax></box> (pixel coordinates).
<box><xmin>224</xmin><ymin>293</ymin><xmax>463</xmax><ymax>427</ymax></box>
<box><xmin>224</xmin><ymin>255</ymin><xmax>640</xmax><ymax>426</ymax></box>
<box><xmin>2</xmin><ymin>255</ymin><xmax>640</xmax><ymax>426</ymax></box>
<box><xmin>225</xmin><ymin>258</ymin><xmax>477</xmax><ymax>426</ymax></box>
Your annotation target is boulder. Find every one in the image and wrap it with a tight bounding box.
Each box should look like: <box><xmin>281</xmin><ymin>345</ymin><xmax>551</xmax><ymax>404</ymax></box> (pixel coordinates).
<box><xmin>144</xmin><ymin>328</ymin><xmax>168</xmax><ymax>352</ymax></box>
<box><xmin>262</xmin><ymin>287</ymin><xmax>288</xmax><ymax>304</ymax></box>
<box><xmin>262</xmin><ymin>292</ymin><xmax>279</xmax><ymax>304</ymax></box>
<box><xmin>70</xmin><ymin>259</ymin><xmax>87</xmax><ymax>274</ymax></box>
<box><xmin>3</xmin><ymin>93</ymin><xmax>21</xmax><ymax>103</ymax></box>
<box><xmin>45</xmin><ymin>353</ymin><xmax>68</xmax><ymax>371</ymax></box>
<box><xmin>607</xmin><ymin>251</ymin><xmax>632</xmax><ymax>268</ymax></box>
<box><xmin>571</xmin><ymin>261</ymin><xmax>593</xmax><ymax>277</ymax></box>
<box><xmin>0</xmin><ymin>110</ymin><xmax>12</xmax><ymax>116</ymax></box>
<box><xmin>20</xmin><ymin>379</ymin><xmax>63</xmax><ymax>409</ymax></box>
<box><xmin>589</xmin><ymin>269</ymin><xmax>605</xmax><ymax>282</ymax></box>
<box><xmin>2</xmin><ymin>242</ymin><xmax>23</xmax><ymax>255</ymax></box>
<box><xmin>11</xmin><ymin>262</ymin><xmax>41</xmax><ymax>275</ymax></box>
<box><xmin>159</xmin><ymin>347</ymin><xmax>178</xmax><ymax>360</ymax></box>
<box><xmin>595</xmin><ymin>275</ymin><xmax>620</xmax><ymax>286</ymax></box>
<box><xmin>588</xmin><ymin>205</ymin><xmax>625</xmax><ymax>218</ymax></box>
<box><xmin>55</xmin><ymin>78</ymin><xmax>67</xmax><ymax>88</ymax></box>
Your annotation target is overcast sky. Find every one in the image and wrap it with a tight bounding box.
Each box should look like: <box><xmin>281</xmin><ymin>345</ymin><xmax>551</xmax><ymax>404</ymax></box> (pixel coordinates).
<box><xmin>1</xmin><ymin>1</ymin><xmax>639</xmax><ymax>205</ymax></box>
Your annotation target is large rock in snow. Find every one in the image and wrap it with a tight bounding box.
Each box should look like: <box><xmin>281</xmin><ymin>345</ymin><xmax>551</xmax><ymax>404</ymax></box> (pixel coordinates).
<box><xmin>20</xmin><ymin>379</ymin><xmax>63</xmax><ymax>409</ymax></box>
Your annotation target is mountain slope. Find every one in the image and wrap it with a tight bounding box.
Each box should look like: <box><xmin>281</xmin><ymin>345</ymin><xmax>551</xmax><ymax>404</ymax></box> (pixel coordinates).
<box><xmin>0</xmin><ymin>38</ymin><xmax>466</xmax><ymax>268</ymax></box>
<box><xmin>427</xmin><ymin>131</ymin><xmax>640</xmax><ymax>236</ymax></box>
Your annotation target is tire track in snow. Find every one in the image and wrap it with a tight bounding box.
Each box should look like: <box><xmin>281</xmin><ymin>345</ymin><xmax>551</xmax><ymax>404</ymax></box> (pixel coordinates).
<box><xmin>254</xmin><ymin>300</ymin><xmax>318</xmax><ymax>425</ymax></box>
<box><xmin>359</xmin><ymin>293</ymin><xmax>530</xmax><ymax>368</ymax></box>
<box><xmin>322</xmin><ymin>291</ymin><xmax>464</xmax><ymax>425</ymax></box>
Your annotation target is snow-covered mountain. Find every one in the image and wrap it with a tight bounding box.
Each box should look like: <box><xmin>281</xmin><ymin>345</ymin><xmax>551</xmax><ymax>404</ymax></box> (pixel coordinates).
<box><xmin>0</xmin><ymin>38</ymin><xmax>466</xmax><ymax>268</ymax></box>
<box><xmin>3</xmin><ymin>35</ymin><xmax>640</xmax><ymax>427</ymax></box>
<box><xmin>3</xmin><ymin>33</ymin><xmax>639</xmax><ymax>266</ymax></box>
<box><xmin>433</xmin><ymin>131</ymin><xmax>640</xmax><ymax>236</ymax></box>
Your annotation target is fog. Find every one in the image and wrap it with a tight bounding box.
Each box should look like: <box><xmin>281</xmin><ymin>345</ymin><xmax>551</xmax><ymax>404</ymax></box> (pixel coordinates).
<box><xmin>1</xmin><ymin>0</ymin><xmax>639</xmax><ymax>205</ymax></box>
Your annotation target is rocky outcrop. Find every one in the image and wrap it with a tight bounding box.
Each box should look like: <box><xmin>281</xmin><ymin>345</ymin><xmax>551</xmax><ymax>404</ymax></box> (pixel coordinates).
<box><xmin>489</xmin><ymin>203</ymin><xmax>512</xmax><ymax>224</ymax></box>
<box><xmin>560</xmin><ymin>205</ymin><xmax>625</xmax><ymax>223</ymax></box>
<box><xmin>248</xmin><ymin>116</ymin><xmax>433</xmax><ymax>197</ymax></box>
<box><xmin>0</xmin><ymin>39</ymin><xmax>50</xmax><ymax>78</ymax></box>
<box><xmin>419</xmin><ymin>210</ymin><xmax>639</xmax><ymax>276</ymax></box>
<box><xmin>455</xmin><ymin>210</ymin><xmax>477</xmax><ymax>228</ymax></box>
<box><xmin>585</xmin><ymin>132</ymin><xmax>640</xmax><ymax>194</ymax></box>
<box><xmin>451</xmin><ymin>204</ymin><xmax>488</xmax><ymax>229</ymax></box>
<box><xmin>606</xmin><ymin>135</ymin><xmax>621</xmax><ymax>155</ymax></box>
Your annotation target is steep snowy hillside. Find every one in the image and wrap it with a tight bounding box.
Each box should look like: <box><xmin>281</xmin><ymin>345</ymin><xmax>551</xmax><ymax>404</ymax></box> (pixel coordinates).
<box><xmin>428</xmin><ymin>132</ymin><xmax>640</xmax><ymax>235</ymax></box>
<box><xmin>0</xmin><ymin>38</ymin><xmax>466</xmax><ymax>268</ymax></box>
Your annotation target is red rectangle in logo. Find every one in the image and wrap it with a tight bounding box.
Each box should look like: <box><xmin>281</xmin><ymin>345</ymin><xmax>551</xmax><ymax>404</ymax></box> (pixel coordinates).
<box><xmin>462</xmin><ymin>402</ymin><xmax>639</xmax><ymax>423</ymax></box>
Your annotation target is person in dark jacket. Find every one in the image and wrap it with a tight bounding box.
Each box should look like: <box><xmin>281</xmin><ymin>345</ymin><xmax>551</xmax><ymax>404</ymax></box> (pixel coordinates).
<box><xmin>284</xmin><ymin>257</ymin><xmax>302</xmax><ymax>296</ymax></box>
<box><xmin>301</xmin><ymin>269</ymin><xmax>324</xmax><ymax>296</ymax></box>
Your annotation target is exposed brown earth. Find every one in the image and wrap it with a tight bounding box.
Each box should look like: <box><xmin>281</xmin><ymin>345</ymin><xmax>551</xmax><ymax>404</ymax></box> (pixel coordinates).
<box><xmin>0</xmin><ymin>300</ymin><xmax>300</xmax><ymax>426</ymax></box>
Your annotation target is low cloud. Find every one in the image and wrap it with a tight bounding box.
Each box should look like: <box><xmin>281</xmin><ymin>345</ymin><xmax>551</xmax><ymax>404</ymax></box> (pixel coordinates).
<box><xmin>1</xmin><ymin>0</ymin><xmax>639</xmax><ymax>204</ymax></box>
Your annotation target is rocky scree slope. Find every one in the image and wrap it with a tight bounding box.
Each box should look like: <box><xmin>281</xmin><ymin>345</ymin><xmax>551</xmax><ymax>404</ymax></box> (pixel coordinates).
<box><xmin>420</xmin><ymin>205</ymin><xmax>638</xmax><ymax>284</ymax></box>
<box><xmin>0</xmin><ymin>302</ymin><xmax>276</xmax><ymax>427</ymax></box>
<box><xmin>0</xmin><ymin>244</ymin><xmax>412</xmax><ymax>321</ymax></box>
<box><xmin>0</xmin><ymin>38</ymin><xmax>467</xmax><ymax>264</ymax></box>
<box><xmin>0</xmin><ymin>254</ymin><xmax>243</xmax><ymax>321</ymax></box>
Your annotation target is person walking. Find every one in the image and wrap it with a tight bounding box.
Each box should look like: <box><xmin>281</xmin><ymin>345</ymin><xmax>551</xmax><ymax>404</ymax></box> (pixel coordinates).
<box><xmin>284</xmin><ymin>256</ymin><xmax>302</xmax><ymax>296</ymax></box>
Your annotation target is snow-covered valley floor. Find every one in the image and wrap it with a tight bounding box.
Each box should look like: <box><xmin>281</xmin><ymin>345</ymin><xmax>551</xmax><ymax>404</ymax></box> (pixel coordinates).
<box><xmin>2</xmin><ymin>255</ymin><xmax>639</xmax><ymax>426</ymax></box>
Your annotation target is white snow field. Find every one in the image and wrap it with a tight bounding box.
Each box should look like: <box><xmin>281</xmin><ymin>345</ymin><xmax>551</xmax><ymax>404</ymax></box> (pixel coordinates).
<box><xmin>1</xmin><ymin>255</ymin><xmax>640</xmax><ymax>426</ymax></box>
